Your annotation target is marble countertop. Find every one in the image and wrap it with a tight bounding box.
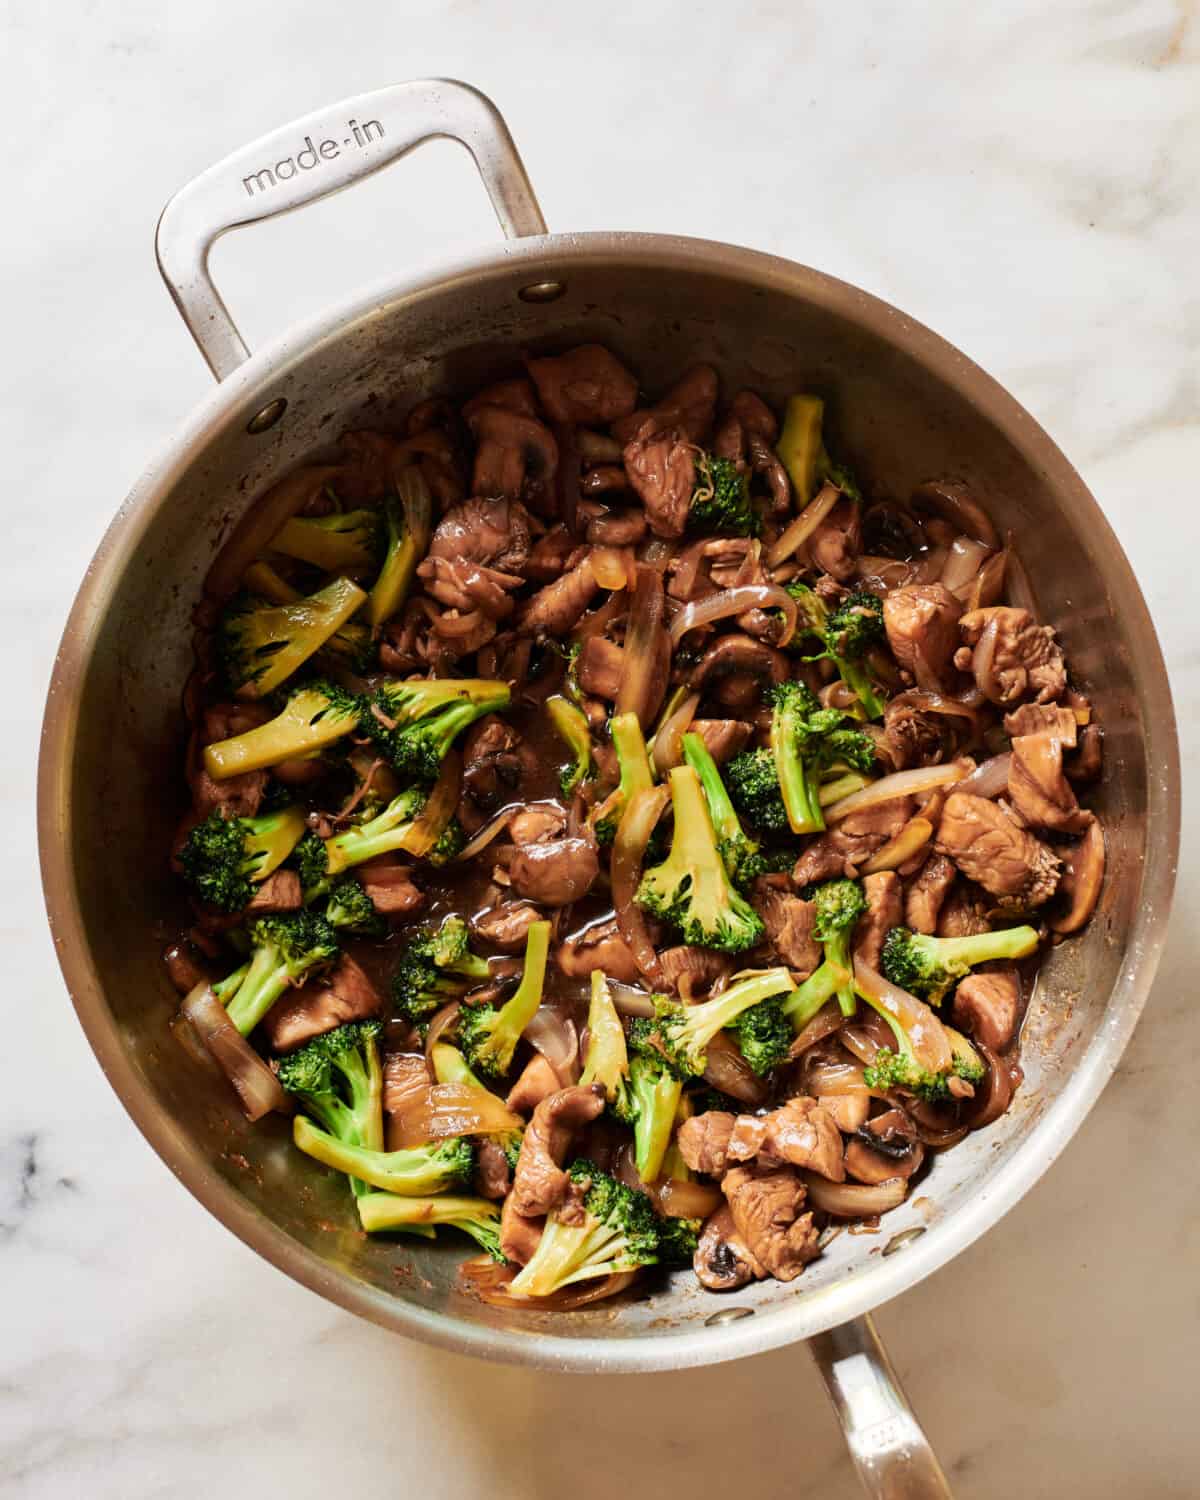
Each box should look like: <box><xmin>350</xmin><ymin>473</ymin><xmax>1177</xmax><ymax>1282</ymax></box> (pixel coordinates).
<box><xmin>5</xmin><ymin>3</ymin><xmax>1196</xmax><ymax>1495</ymax></box>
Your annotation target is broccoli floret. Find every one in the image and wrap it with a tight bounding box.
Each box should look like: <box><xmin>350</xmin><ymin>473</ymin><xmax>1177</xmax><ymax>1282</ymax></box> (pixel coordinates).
<box><xmin>781</xmin><ymin>879</ymin><xmax>866</xmax><ymax>1028</ymax></box>
<box><xmin>362</xmin><ymin>677</ymin><xmax>512</xmax><ymax>782</ymax></box>
<box><xmin>769</xmin><ymin>679</ymin><xmax>875</xmax><ymax>835</ymax></box>
<box><xmin>213</xmin><ymin>911</ymin><xmax>339</xmax><ymax>1035</ymax></box>
<box><xmin>218</xmin><ymin>577</ymin><xmax>368</xmax><ymax>699</ymax></box>
<box><xmin>392</xmin><ymin>916</ymin><xmax>490</xmax><ymax>1025</ymax></box>
<box><xmin>356</xmin><ymin>1191</ymin><xmax>505</xmax><ymax>1258</ymax></box>
<box><xmin>681</xmin><ymin>731</ymin><xmax>763</xmax><ymax>889</ymax></box>
<box><xmin>324</xmin><ymin>875</ymin><xmax>387</xmax><ymax>937</ymax></box>
<box><xmin>270</xmin><ymin>507</ymin><xmax>383</xmax><ymax>573</ymax></box>
<box><xmin>579</xmin><ymin>971</ymin><xmax>631</xmax><ymax>1119</ymax></box>
<box><xmin>625</xmin><ymin>1018</ymin><xmax>685</xmax><ymax>1182</ymax></box>
<box><xmin>863</xmin><ymin>1024</ymin><xmax>986</xmax><ymax>1104</ymax></box>
<box><xmin>546</xmin><ymin>694</ymin><xmax>595</xmax><ymax>799</ymax></box>
<box><xmin>294</xmin><ymin>1115</ymin><xmax>475</xmax><ymax>1195</ymax></box>
<box><xmin>727</xmin><ymin>995</ymin><xmax>791</xmax><ymax>1075</ymax></box>
<box><xmin>652</xmin><ymin>968</ymin><xmax>794</xmax><ymax>1078</ymax></box>
<box><xmin>365</xmin><ymin>469</ymin><xmax>434</xmax><ymax>627</ymax></box>
<box><xmin>689</xmin><ymin>453</ymin><xmax>759</xmax><ymax>537</ymax></box>
<box><xmin>725</xmin><ymin>748</ymin><xmax>790</xmax><ymax>836</ymax></box>
<box><xmin>658</xmin><ymin>1215</ymin><xmax>703</xmax><ymax>1267</ymax></box>
<box><xmin>593</xmin><ymin>711</ymin><xmax>655</xmax><ymax>844</ymax></box>
<box><xmin>179</xmin><ymin>805</ymin><xmax>307</xmax><ymax>912</ymax></box>
<box><xmin>426</xmin><ymin>818</ymin><xmax>467</xmax><ymax>867</ymax></box>
<box><xmin>880</xmin><ymin>924</ymin><xmax>1040</xmax><ymax>1005</ymax></box>
<box><xmin>276</xmin><ymin>1020</ymin><xmax>383</xmax><ymax>1196</ymax></box>
<box><xmin>290</xmin><ymin>829</ymin><xmax>331</xmax><ymax>895</ymax></box>
<box><xmin>785</xmin><ymin>583</ymin><xmax>887</xmax><ymax>721</ymax></box>
<box><xmin>508</xmin><ymin>1159</ymin><xmax>660</xmax><ymax>1297</ymax></box>
<box><xmin>457</xmin><ymin>919</ymin><xmax>551</xmax><ymax>1082</ymax></box>
<box><xmin>636</xmin><ymin>764</ymin><xmax>765</xmax><ymax>954</ymax></box>
<box><xmin>239</xmin><ymin>561</ymin><xmax>377</xmax><ymax>674</ymax></box>
<box><xmin>203</xmin><ymin>678</ymin><xmax>362</xmax><ymax>782</ymax></box>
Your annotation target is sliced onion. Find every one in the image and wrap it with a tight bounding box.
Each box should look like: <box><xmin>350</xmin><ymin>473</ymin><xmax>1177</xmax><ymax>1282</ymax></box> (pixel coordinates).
<box><xmin>525</xmin><ymin>1007</ymin><xmax>579</xmax><ymax>1084</ymax></box>
<box><xmin>910</xmin><ymin>545</ymin><xmax>949</xmax><ymax>584</ymax></box>
<box><xmin>391</xmin><ymin>1082</ymin><xmax>523</xmax><ymax>1148</ymax></box>
<box><xmin>824</xmin><ymin>764</ymin><xmax>965</xmax><ymax>823</ymax></box>
<box><xmin>453</xmin><ymin>805</ymin><xmax>518</xmax><ymax>863</ymax></box>
<box><xmin>970</xmin><ymin>614</ymin><xmax>1001</xmax><ymax>702</ymax></box>
<box><xmin>205</xmin><ymin>463</ymin><xmax>340</xmax><ymax>600</ymax></box>
<box><xmin>651</xmin><ymin>691</ymin><xmax>700</xmax><ymax>775</ymax></box>
<box><xmin>654</xmin><ymin>1178</ymin><xmax>724</xmax><ymax>1219</ymax></box>
<box><xmin>434</xmin><ymin>608</ymin><xmax>487</xmax><ymax>639</ymax></box>
<box><xmin>609</xmin><ymin>981</ymin><xmax>658</xmax><ymax>1019</ymax></box>
<box><xmin>574</xmin><ymin>589</ymin><xmax>628</xmax><ymax>643</ymax></box>
<box><xmin>803</xmin><ymin>1056</ymin><xmax>869</xmax><ymax>1097</ymax></box>
<box><xmin>423</xmin><ymin>1000</ymin><xmax>462</xmax><ymax>1065</ymax></box>
<box><xmin>702</xmin><ymin>1031</ymin><xmax>769</xmax><ymax>1106</ymax></box>
<box><xmin>611</xmin><ymin>785</ymin><xmax>670</xmax><ymax>987</ymax></box>
<box><xmin>854</xmin><ymin>958</ymin><xmax>953</xmax><ymax>1074</ymax></box>
<box><xmin>966</xmin><ymin>549</ymin><xmax>1007</xmax><ymax>611</ymax></box>
<box><xmin>805</xmin><ymin>1173</ymin><xmax>908</xmax><ymax>1218</ymax></box>
<box><xmin>1004</xmin><ymin>533</ymin><xmax>1038</xmax><ymax>615</ymax></box>
<box><xmin>964</xmin><ymin>1043</ymin><xmax>1018</xmax><ymax>1129</ymax></box>
<box><xmin>839</xmin><ymin>1023</ymin><xmax>885</xmax><ymax>1068</ymax></box>
<box><xmin>615</xmin><ymin>565</ymin><xmax>670</xmax><ymax>729</ymax></box>
<box><xmin>856</xmin><ymin>555</ymin><xmax>919</xmax><ymax>591</ymax></box>
<box><xmin>591</xmin><ymin>546</ymin><xmax>634</xmax><ymax>591</ymax></box>
<box><xmin>861</xmin><ymin>817</ymin><xmax>934</xmax><ymax>874</ymax></box>
<box><xmin>956</xmin><ymin>752</ymin><xmax>1011</xmax><ymax>800</ymax></box>
<box><xmin>940</xmin><ymin>534</ymin><xmax>993</xmax><ymax>595</ymax></box>
<box><xmin>768</xmin><ymin>481</ymin><xmax>841</xmax><ymax>566</ymax></box>
<box><xmin>179</xmin><ymin>982</ymin><xmax>289</xmax><ymax>1121</ymax></box>
<box><xmin>788</xmin><ymin>1002</ymin><xmax>844</xmax><ymax>1055</ymax></box>
<box><xmin>637</xmin><ymin>537</ymin><xmax>675</xmax><ymax>571</ymax></box>
<box><xmin>669</xmin><ymin>584</ymin><xmax>798</xmax><ymax>648</ymax></box>
<box><xmin>887</xmin><ymin>688</ymin><xmax>982</xmax><ymax>728</ymax></box>
<box><xmin>903</xmin><ymin>1095</ymin><xmax>970</xmax><ymax>1149</ymax></box>
<box><xmin>397</xmin><ymin>751</ymin><xmax>461</xmax><ymax>857</ymax></box>
<box><xmin>912</xmin><ymin>481</ymin><xmax>999</xmax><ymax>549</ymax></box>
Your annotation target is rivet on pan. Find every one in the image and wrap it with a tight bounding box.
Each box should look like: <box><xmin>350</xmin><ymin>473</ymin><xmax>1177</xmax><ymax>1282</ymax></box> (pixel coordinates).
<box><xmin>882</xmin><ymin>1226</ymin><xmax>927</xmax><ymax>1257</ymax></box>
<box><xmin>518</xmin><ymin>280</ymin><xmax>567</xmax><ymax>304</ymax></box>
<box><xmin>246</xmin><ymin>397</ymin><xmax>288</xmax><ymax>434</ymax></box>
<box><xmin>705</xmin><ymin>1306</ymin><xmax>755</xmax><ymax>1327</ymax></box>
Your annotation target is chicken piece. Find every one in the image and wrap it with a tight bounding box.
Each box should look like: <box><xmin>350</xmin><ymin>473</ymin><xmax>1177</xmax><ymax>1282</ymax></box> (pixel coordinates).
<box><xmin>466</xmin><ymin>405</ymin><xmax>558</xmax><ymax>502</ymax></box>
<box><xmin>612</xmin><ymin>364</ymin><xmax>719</xmax><ymax>446</ymax></box>
<box><xmin>517</xmin><ymin>556</ymin><xmax>599</xmax><ymax>635</ymax></box>
<box><xmin>880</xmin><ymin>697</ymin><xmax>952</xmax><ymax>769</ymax></box>
<box><xmin>526</xmin><ymin>344</ymin><xmax>639</xmax><ymax>425</ymax></box>
<box><xmin>694</xmin><ymin>1205</ymin><xmax>765</xmax><ymax>1291</ymax></box>
<box><xmin>461</xmin><ymin>377</ymin><xmax>539</xmax><ymax>421</ymax></box>
<box><xmin>584</xmin><ymin>505</ymin><xmax>645</xmax><ymax>545</ymax></box>
<box><xmin>791</xmin><ymin>799</ymin><xmax>916</xmax><ymax>886</ymax></box>
<box><xmin>524</xmin><ymin>523</ymin><xmax>579</xmax><ymax>582</ymax></box>
<box><xmin>722</xmin><ymin>1165</ymin><xmax>820</xmax><ymax>1282</ymax></box>
<box><xmin>808</xmin><ymin>496</ymin><xmax>862</xmax><ymax>582</ymax></box>
<box><xmin>357</xmin><ymin>861</ymin><xmax>425</xmax><ymax>916</ymax></box>
<box><xmin>506</xmin><ymin>1054</ymin><xmax>563</xmax><ymax>1115</ymax></box>
<box><xmin>509</xmin><ymin>1084</ymin><xmax>606</xmax><ymax>1218</ymax></box>
<box><xmin>882</xmin><ymin>584</ymin><xmax>963</xmax><ymax>686</ymax></box>
<box><xmin>472</xmin><ymin>900</ymin><xmax>546</xmax><ymax>951</ymax></box>
<box><xmin>261</xmin><ymin>955</ymin><xmax>381</xmax><ymax>1053</ymax></box>
<box><xmin>556</xmin><ymin>916</ymin><xmax>642</xmax><ymax>986</ymax></box>
<box><xmin>336</xmin><ymin>429</ymin><xmax>404</xmax><ymax>501</ymax></box>
<box><xmin>956</xmin><ymin>607</ymin><xmax>1067</xmax><ymax>705</ymax></box>
<box><xmin>497</xmin><ymin>837</ymin><xmax>599</xmax><ymax>908</ymax></box>
<box><xmin>904</xmin><ymin>852</ymin><xmax>957</xmax><ymax>935</ymax></box>
<box><xmin>659</xmin><ymin>946</ymin><xmax>733</xmax><ymax>998</ymax></box>
<box><xmin>690</xmin><ymin>719</ymin><xmax>752</xmax><ymax>766</ymax></box>
<box><xmin>577</xmin><ymin>636</ymin><xmax>625</xmax><ymax>701</ymax></box>
<box><xmin>461</xmin><ymin>715</ymin><xmax>533</xmax><ymax>811</ymax></box>
<box><xmin>853</xmin><ymin>871</ymin><xmax>902</xmax><ymax>970</ymax></box>
<box><xmin>474</xmin><ymin>1139</ymin><xmax>511</xmax><ymax>1201</ymax></box>
<box><xmin>244</xmin><ymin>869</ymin><xmax>302</xmax><ymax>914</ymax></box>
<box><xmin>426</xmin><ymin>496</ymin><xmax>532</xmax><ymax>575</ymax></box>
<box><xmin>936</xmin><ymin>880</ymin><xmax>993</xmax><ymax>938</ymax></box>
<box><xmin>1003</xmin><ymin>702</ymin><xmax>1078</xmax><ymax>746</ymax></box>
<box><xmin>1008</xmin><ymin>734</ymin><xmax>1093</xmax><ymax>834</ymax></box>
<box><xmin>622</xmin><ymin>424</ymin><xmax>695</xmax><ymax>539</ymax></box>
<box><xmin>1067</xmin><ymin>724</ymin><xmax>1103</xmax><ymax>784</ymax></box>
<box><xmin>756</xmin><ymin>1098</ymin><xmax>846</xmax><ymax>1182</ymax></box>
<box><xmin>189</xmin><ymin>703</ymin><xmax>272</xmax><ymax>818</ymax></box>
<box><xmin>677</xmin><ymin>1111</ymin><xmax>736</xmax><ymax>1176</ymax></box>
<box><xmin>499</xmin><ymin>1193</ymin><xmax>543</xmax><ymax>1266</ymax></box>
<box><xmin>953</xmin><ymin>969</ymin><xmax>1021</xmax><ymax>1051</ymax></box>
<box><xmin>753</xmin><ymin>886</ymin><xmax>821</xmax><ymax>975</ymax></box>
<box><xmin>936</xmin><ymin>792</ymin><xmax>1062</xmax><ymax>911</ymax></box>
<box><xmin>726</xmin><ymin>1114</ymin><xmax>769</xmax><ymax>1162</ymax></box>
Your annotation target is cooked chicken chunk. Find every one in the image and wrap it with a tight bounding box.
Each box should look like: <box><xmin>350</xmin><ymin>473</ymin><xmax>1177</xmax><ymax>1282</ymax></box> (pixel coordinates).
<box><xmin>936</xmin><ymin>792</ymin><xmax>1061</xmax><ymax>910</ymax></box>
<box><xmin>722</xmin><ymin>1165</ymin><xmax>820</xmax><ymax>1282</ymax></box>
<box><xmin>883</xmin><ymin>584</ymin><xmax>963</xmax><ymax>686</ymax></box>
<box><xmin>953</xmin><ymin>969</ymin><xmax>1021</xmax><ymax>1051</ymax></box>
<box><xmin>957</xmin><ymin>606</ymin><xmax>1067</xmax><ymax>705</ymax></box>
<box><xmin>510</xmin><ymin>1084</ymin><xmax>606</xmax><ymax>1218</ymax></box>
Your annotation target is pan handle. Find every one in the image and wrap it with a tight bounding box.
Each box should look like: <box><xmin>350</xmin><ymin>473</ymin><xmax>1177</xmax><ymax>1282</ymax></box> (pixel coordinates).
<box><xmin>808</xmin><ymin>1315</ymin><xmax>954</xmax><ymax>1499</ymax></box>
<box><xmin>155</xmin><ymin>78</ymin><xmax>546</xmax><ymax>380</ymax></box>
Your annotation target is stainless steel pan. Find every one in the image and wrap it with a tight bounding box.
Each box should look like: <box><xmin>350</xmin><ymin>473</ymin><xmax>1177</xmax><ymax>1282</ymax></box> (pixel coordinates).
<box><xmin>38</xmin><ymin>80</ymin><xmax>1179</xmax><ymax>1497</ymax></box>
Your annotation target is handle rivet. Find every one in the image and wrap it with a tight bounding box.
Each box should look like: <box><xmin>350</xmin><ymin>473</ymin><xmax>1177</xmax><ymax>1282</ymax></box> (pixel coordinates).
<box><xmin>246</xmin><ymin>398</ymin><xmax>288</xmax><ymax>434</ymax></box>
<box><xmin>518</xmin><ymin>280</ymin><xmax>566</xmax><ymax>304</ymax></box>
<box><xmin>882</xmin><ymin>1226</ymin><xmax>927</xmax><ymax>1257</ymax></box>
<box><xmin>705</xmin><ymin>1306</ymin><xmax>755</xmax><ymax>1327</ymax></box>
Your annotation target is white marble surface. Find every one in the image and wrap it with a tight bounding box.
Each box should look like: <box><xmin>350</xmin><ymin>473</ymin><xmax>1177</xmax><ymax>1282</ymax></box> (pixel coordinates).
<box><xmin>4</xmin><ymin>2</ymin><xmax>1197</xmax><ymax>1495</ymax></box>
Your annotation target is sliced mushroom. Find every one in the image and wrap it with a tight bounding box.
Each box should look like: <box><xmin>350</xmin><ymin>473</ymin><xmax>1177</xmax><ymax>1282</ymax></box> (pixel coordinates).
<box><xmin>1050</xmin><ymin>817</ymin><xmax>1106</xmax><ymax>934</ymax></box>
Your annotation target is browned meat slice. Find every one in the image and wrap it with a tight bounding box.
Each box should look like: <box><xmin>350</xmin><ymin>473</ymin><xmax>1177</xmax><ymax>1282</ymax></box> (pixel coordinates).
<box><xmin>426</xmin><ymin>496</ymin><xmax>532</xmax><ymax>575</ymax></box>
<box><xmin>466</xmin><ymin>405</ymin><xmax>558</xmax><ymax>502</ymax></box>
<box><xmin>510</xmin><ymin>1084</ymin><xmax>606</xmax><ymax>1218</ymax></box>
<box><xmin>245</xmin><ymin>869</ymin><xmax>302</xmax><ymax>914</ymax></box>
<box><xmin>475</xmin><ymin>1139</ymin><xmax>511</xmax><ymax>1201</ymax></box>
<box><xmin>757</xmin><ymin>1098</ymin><xmax>846</xmax><ymax>1182</ymax></box>
<box><xmin>936</xmin><ymin>880</ymin><xmax>993</xmax><ymax>938</ymax></box>
<box><xmin>497</xmin><ymin>837</ymin><xmax>599</xmax><ymax>908</ymax></box>
<box><xmin>844</xmin><ymin>1107</ymin><xmax>924</xmax><ymax>1185</ymax></box>
<box><xmin>957</xmin><ymin>606</ymin><xmax>1067</xmax><ymax>705</ymax></box>
<box><xmin>1003</xmin><ymin>702</ymin><xmax>1078</xmax><ymax>746</ymax></box>
<box><xmin>792</xmin><ymin>799</ymin><xmax>916</xmax><ymax>886</ymax></box>
<box><xmin>472</xmin><ymin>900</ymin><xmax>545</xmax><ymax>951</ymax></box>
<box><xmin>517</xmin><ymin>556</ymin><xmax>599</xmax><ymax>635</ymax></box>
<box><xmin>526</xmin><ymin>344</ymin><xmax>639</xmax><ymax>425</ymax></box>
<box><xmin>612</xmin><ymin>364</ymin><xmax>719</xmax><ymax>446</ymax></box>
<box><xmin>881</xmin><ymin>697</ymin><xmax>951</xmax><ymax>769</ymax></box>
<box><xmin>713</xmin><ymin>411</ymin><xmax>744</xmax><ymax>461</ymax></box>
<box><xmin>691</xmin><ymin>719</ymin><xmax>752</xmax><ymax>765</ymax></box>
<box><xmin>905</xmin><ymin>853</ymin><xmax>957</xmax><ymax>934</ymax></box>
<box><xmin>461</xmin><ymin>377</ymin><xmax>539</xmax><ymax>421</ymax></box>
<box><xmin>584</xmin><ymin>505</ymin><xmax>645</xmax><ymax>545</ymax></box>
<box><xmin>461</xmin><ymin>715</ymin><xmax>533</xmax><ymax>811</ymax></box>
<box><xmin>790</xmin><ymin>836</ymin><xmax>850</xmax><ymax>887</ymax></box>
<box><xmin>383</xmin><ymin>1052</ymin><xmax>430</xmax><ymax>1119</ymax></box>
<box><xmin>417</xmin><ymin>557</ymin><xmax>522</xmax><ymax>618</ymax></box>
<box><xmin>499</xmin><ymin>1193</ymin><xmax>543</xmax><ymax>1266</ymax></box>
<box><xmin>261</xmin><ymin>955</ymin><xmax>380</xmax><ymax>1053</ymax></box>
<box><xmin>677</xmin><ymin>1111</ymin><xmax>736</xmax><ymax>1176</ymax></box>
<box><xmin>808</xmin><ymin>497</ymin><xmax>861</xmax><ymax>582</ymax></box>
<box><xmin>357</xmin><ymin>861</ymin><xmax>425</xmax><ymax>916</ymax></box>
<box><xmin>622</xmin><ymin>424</ymin><xmax>695</xmax><ymax>539</ymax></box>
<box><xmin>953</xmin><ymin>969</ymin><xmax>1021</xmax><ymax>1051</ymax></box>
<box><xmin>659</xmin><ymin>946</ymin><xmax>733</xmax><ymax>997</ymax></box>
<box><xmin>1008</xmin><ymin>734</ymin><xmax>1092</xmax><ymax>834</ymax></box>
<box><xmin>753</xmin><ymin>886</ymin><xmax>820</xmax><ymax>975</ymax></box>
<box><xmin>189</xmin><ymin>703</ymin><xmax>272</xmax><ymax>816</ymax></box>
<box><xmin>883</xmin><ymin>584</ymin><xmax>963</xmax><ymax>687</ymax></box>
<box><xmin>556</xmin><ymin>916</ymin><xmax>641</xmax><ymax>986</ymax></box>
<box><xmin>853</xmin><ymin>871</ymin><xmax>902</xmax><ymax>969</ymax></box>
<box><xmin>732</xmin><ymin>389</ymin><xmax>779</xmax><ymax>441</ymax></box>
<box><xmin>936</xmin><ymin>792</ymin><xmax>1062</xmax><ymax>911</ymax></box>
<box><xmin>577</xmin><ymin>636</ymin><xmax>625</xmax><ymax>700</ymax></box>
<box><xmin>694</xmin><ymin>1205</ymin><xmax>765</xmax><ymax>1291</ymax></box>
<box><xmin>508</xmin><ymin>805</ymin><xmax>567</xmax><ymax>845</ymax></box>
<box><xmin>506</xmin><ymin>1054</ymin><xmax>563</xmax><ymax>1115</ymax></box>
<box><xmin>722</xmin><ymin>1165</ymin><xmax>820</xmax><ymax>1282</ymax></box>
<box><xmin>727</xmin><ymin>1114</ymin><xmax>769</xmax><ymax>1161</ymax></box>
<box><xmin>524</xmin><ymin>524</ymin><xmax>579</xmax><ymax>582</ymax></box>
<box><xmin>1067</xmin><ymin>723</ymin><xmax>1103</xmax><ymax>783</ymax></box>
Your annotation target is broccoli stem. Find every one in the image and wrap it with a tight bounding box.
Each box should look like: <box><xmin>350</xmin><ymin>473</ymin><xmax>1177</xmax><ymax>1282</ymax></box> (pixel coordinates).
<box><xmin>293</xmin><ymin>1117</ymin><xmax>467</xmax><ymax>1195</ymax></box>
<box><xmin>271</xmin><ymin>510</ymin><xmax>379</xmax><ymax>572</ymax></box>
<box><xmin>366</xmin><ymin>469</ymin><xmax>433</xmax><ymax>627</ymax></box>
<box><xmin>781</xmin><ymin>961</ymin><xmax>849</xmax><ymax>1030</ymax></box>
<box><xmin>227</xmin><ymin>576</ymin><xmax>367</xmax><ymax>700</ymax></box>
<box><xmin>203</xmin><ymin>685</ymin><xmax>359</xmax><ymax>780</ymax></box>
<box><xmin>774</xmin><ymin>728</ymin><xmax>825</xmax><ymax>835</ymax></box>
<box><xmin>323</xmin><ymin>789</ymin><xmax>425</xmax><ymax>875</ymax></box>
<box><xmin>776</xmin><ymin>395</ymin><xmax>824</xmax><ymax>507</ymax></box>
<box><xmin>836</xmin><ymin>656</ymin><xmax>887</xmax><ymax>722</ymax></box>
<box><xmin>579</xmin><ymin>971</ymin><xmax>631</xmax><ymax>1111</ymax></box>
<box><xmin>547</xmin><ymin>694</ymin><xmax>594</xmax><ymax>798</ymax></box>
<box><xmin>922</xmin><ymin>927</ymin><xmax>1040</xmax><ymax>970</ymax></box>
<box><xmin>356</xmin><ymin>1192</ymin><xmax>503</xmax><ymax>1258</ymax></box>
<box><xmin>222</xmin><ymin>944</ymin><xmax>295</xmax><ymax>1035</ymax></box>
<box><xmin>682</xmin><ymin>731</ymin><xmax>741</xmax><ymax>848</ymax></box>
<box><xmin>630</xmin><ymin>1064</ymin><xmax>682</xmax><ymax>1183</ymax></box>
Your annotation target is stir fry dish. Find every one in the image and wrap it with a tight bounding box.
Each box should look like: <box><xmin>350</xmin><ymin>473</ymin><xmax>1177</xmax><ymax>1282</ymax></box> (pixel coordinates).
<box><xmin>166</xmin><ymin>347</ymin><xmax>1106</xmax><ymax>1306</ymax></box>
